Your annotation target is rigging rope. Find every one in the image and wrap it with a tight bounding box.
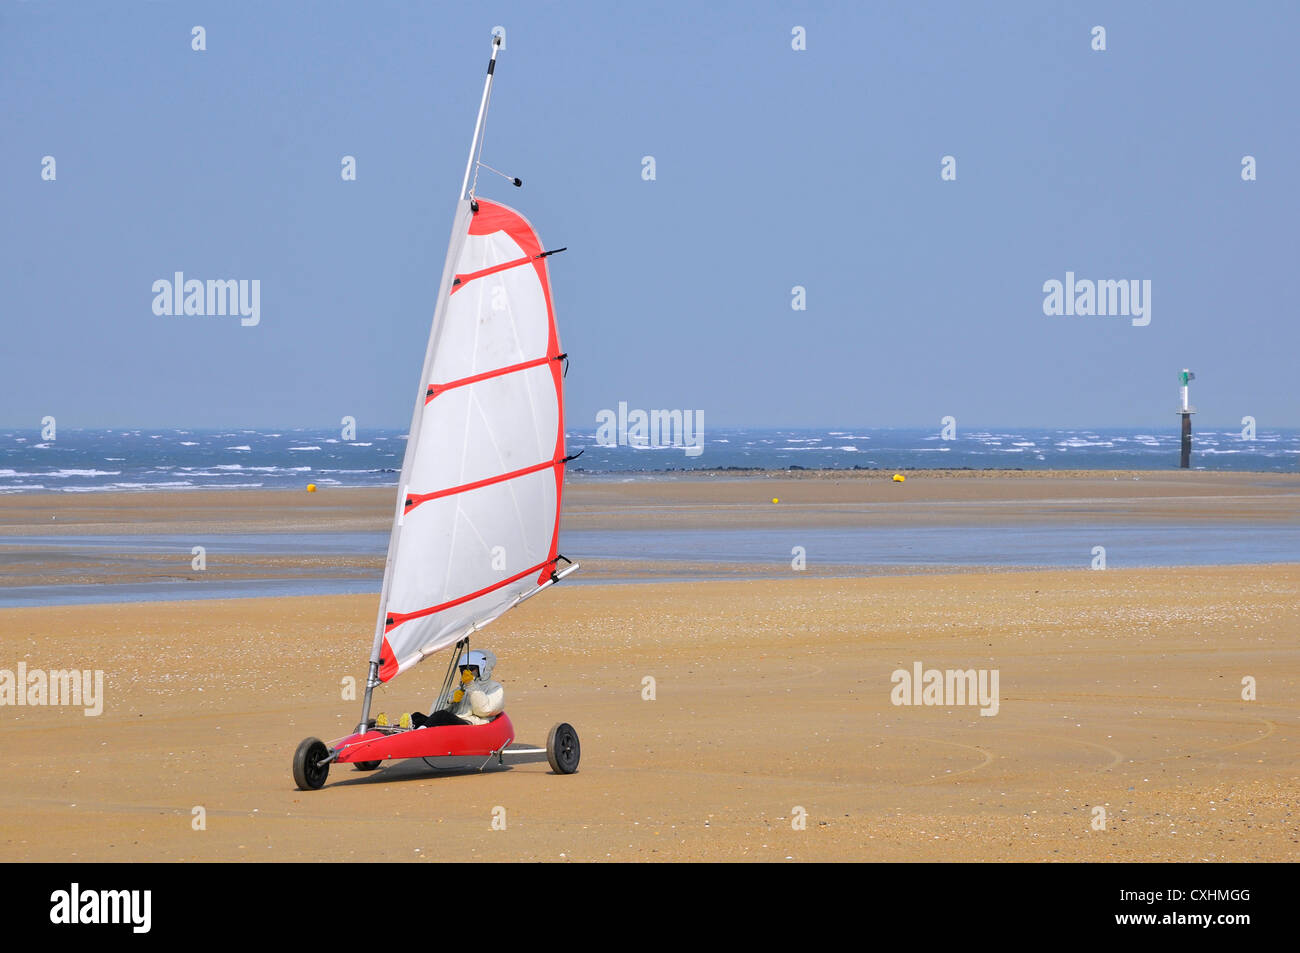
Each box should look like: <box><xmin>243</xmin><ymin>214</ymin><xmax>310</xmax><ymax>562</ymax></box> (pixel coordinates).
<box><xmin>476</xmin><ymin>161</ymin><xmax>520</xmax><ymax>186</ymax></box>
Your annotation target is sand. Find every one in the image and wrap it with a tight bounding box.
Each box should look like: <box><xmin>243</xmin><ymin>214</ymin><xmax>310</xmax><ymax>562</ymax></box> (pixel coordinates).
<box><xmin>3</xmin><ymin>470</ymin><xmax>1298</xmax><ymax>590</ymax></box>
<box><xmin>0</xmin><ymin>473</ymin><xmax>1296</xmax><ymax>862</ymax></box>
<box><xmin>3</xmin><ymin>470</ymin><xmax>1299</xmax><ymax>537</ymax></box>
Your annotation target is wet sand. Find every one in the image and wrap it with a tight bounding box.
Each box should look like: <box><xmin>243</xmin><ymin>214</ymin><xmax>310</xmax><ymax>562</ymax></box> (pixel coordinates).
<box><xmin>1</xmin><ymin>470</ymin><xmax>1297</xmax><ymax>590</ymax></box>
<box><xmin>0</xmin><ymin>473</ymin><xmax>1296</xmax><ymax>861</ymax></box>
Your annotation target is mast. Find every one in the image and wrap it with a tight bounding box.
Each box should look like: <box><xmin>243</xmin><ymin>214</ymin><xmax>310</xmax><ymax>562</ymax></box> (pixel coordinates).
<box><xmin>460</xmin><ymin>34</ymin><xmax>503</xmax><ymax>202</ymax></box>
<box><xmin>357</xmin><ymin>33</ymin><xmax>504</xmax><ymax>734</ymax></box>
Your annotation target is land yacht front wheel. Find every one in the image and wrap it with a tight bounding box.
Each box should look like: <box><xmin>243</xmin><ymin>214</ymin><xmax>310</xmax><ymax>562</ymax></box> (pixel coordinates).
<box><xmin>293</xmin><ymin>737</ymin><xmax>331</xmax><ymax>790</ymax></box>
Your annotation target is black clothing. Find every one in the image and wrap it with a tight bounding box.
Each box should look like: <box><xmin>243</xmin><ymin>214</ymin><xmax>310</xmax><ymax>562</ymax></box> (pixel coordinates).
<box><xmin>410</xmin><ymin>709</ymin><xmax>470</xmax><ymax>728</ymax></box>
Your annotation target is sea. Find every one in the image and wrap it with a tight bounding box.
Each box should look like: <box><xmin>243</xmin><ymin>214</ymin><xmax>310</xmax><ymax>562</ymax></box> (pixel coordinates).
<box><xmin>1</xmin><ymin>426</ymin><xmax>1295</xmax><ymax>493</ymax></box>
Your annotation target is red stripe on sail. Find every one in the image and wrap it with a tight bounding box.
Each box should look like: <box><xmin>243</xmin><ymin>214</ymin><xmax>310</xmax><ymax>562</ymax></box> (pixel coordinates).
<box><xmin>378</xmin><ymin>636</ymin><xmax>398</xmax><ymax>682</ymax></box>
<box><xmin>540</xmin><ymin>353</ymin><xmax>565</xmax><ymax>584</ymax></box>
<box><xmin>450</xmin><ymin>253</ymin><xmax>535</xmax><ymax>294</ymax></box>
<box><xmin>384</xmin><ymin>559</ymin><xmax>554</xmax><ymax>634</ymax></box>
<box><xmin>426</xmin><ymin>355</ymin><xmax>554</xmax><ymax>402</ymax></box>
<box><xmin>404</xmin><ymin>456</ymin><xmax>564</xmax><ymax>514</ymax></box>
<box><xmin>469</xmin><ymin>200</ymin><xmax>543</xmax><ymax>253</ymax></box>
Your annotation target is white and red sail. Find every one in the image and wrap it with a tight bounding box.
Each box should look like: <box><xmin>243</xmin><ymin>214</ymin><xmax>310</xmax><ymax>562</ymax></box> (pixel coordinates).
<box><xmin>371</xmin><ymin>197</ymin><xmax>569</xmax><ymax>683</ymax></box>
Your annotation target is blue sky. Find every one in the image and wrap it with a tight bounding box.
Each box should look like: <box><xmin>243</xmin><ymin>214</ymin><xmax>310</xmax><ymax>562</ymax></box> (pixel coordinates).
<box><xmin>3</xmin><ymin>0</ymin><xmax>1297</xmax><ymax>430</ymax></box>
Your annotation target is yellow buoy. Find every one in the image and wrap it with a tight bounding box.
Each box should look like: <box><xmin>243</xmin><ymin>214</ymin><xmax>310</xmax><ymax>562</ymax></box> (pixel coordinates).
<box><xmin>892</xmin><ymin>474</ymin><xmax>905</xmax><ymax>483</ymax></box>
<box><xmin>307</xmin><ymin>483</ymin><xmax>317</xmax><ymax>493</ymax></box>
<box><xmin>771</xmin><ymin>497</ymin><xmax>779</xmax><ymax>504</ymax></box>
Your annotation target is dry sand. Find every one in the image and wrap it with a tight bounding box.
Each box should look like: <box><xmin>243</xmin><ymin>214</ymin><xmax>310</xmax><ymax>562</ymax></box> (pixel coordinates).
<box><xmin>0</xmin><ymin>473</ymin><xmax>1296</xmax><ymax>861</ymax></box>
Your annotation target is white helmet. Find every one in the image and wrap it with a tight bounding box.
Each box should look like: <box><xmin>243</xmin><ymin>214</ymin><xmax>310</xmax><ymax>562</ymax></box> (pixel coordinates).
<box><xmin>457</xmin><ymin>649</ymin><xmax>496</xmax><ymax>681</ymax></box>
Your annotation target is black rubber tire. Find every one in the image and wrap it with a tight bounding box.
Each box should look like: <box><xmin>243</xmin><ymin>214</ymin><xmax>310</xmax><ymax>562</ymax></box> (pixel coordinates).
<box><xmin>546</xmin><ymin>722</ymin><xmax>580</xmax><ymax>775</ymax></box>
<box><xmin>293</xmin><ymin>737</ymin><xmax>331</xmax><ymax>790</ymax></box>
<box><xmin>354</xmin><ymin>760</ymin><xmax>381</xmax><ymax>772</ymax></box>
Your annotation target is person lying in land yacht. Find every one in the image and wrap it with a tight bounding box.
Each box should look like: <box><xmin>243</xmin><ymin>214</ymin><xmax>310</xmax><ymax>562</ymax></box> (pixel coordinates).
<box><xmin>376</xmin><ymin>650</ymin><xmax>505</xmax><ymax>729</ymax></box>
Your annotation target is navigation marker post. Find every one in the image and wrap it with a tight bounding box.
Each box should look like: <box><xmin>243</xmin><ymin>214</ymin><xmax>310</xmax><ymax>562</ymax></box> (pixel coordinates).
<box><xmin>1178</xmin><ymin>369</ymin><xmax>1195</xmax><ymax>469</ymax></box>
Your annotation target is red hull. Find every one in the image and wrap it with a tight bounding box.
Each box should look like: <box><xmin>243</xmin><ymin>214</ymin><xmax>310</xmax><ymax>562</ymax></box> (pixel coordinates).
<box><xmin>331</xmin><ymin>712</ymin><xmax>515</xmax><ymax>763</ymax></box>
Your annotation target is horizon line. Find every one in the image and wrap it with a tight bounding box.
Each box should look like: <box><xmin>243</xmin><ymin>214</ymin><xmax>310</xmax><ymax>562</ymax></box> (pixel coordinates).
<box><xmin>3</xmin><ymin>422</ymin><xmax>1294</xmax><ymax>434</ymax></box>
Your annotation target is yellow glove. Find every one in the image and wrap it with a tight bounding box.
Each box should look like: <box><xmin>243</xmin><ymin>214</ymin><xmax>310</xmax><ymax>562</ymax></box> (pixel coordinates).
<box><xmin>461</xmin><ymin>670</ymin><xmax>474</xmax><ymax>684</ymax></box>
<box><xmin>452</xmin><ymin>689</ymin><xmax>464</xmax><ymax>703</ymax></box>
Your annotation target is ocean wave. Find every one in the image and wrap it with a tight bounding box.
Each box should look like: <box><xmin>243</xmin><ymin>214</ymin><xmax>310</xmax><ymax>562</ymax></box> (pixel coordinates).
<box><xmin>316</xmin><ymin>468</ymin><xmax>400</xmax><ymax>474</ymax></box>
<box><xmin>61</xmin><ymin>482</ymin><xmax>194</xmax><ymax>492</ymax></box>
<box><xmin>183</xmin><ymin>470</ymin><xmax>285</xmax><ymax>477</ymax></box>
<box><xmin>108</xmin><ymin>481</ymin><xmax>198</xmax><ymax>489</ymax></box>
<box><xmin>211</xmin><ymin>464</ymin><xmax>312</xmax><ymax>472</ymax></box>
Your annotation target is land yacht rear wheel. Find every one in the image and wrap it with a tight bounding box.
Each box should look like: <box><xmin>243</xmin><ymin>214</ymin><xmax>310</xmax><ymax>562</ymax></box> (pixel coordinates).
<box><xmin>546</xmin><ymin>722</ymin><xmax>580</xmax><ymax>775</ymax></box>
